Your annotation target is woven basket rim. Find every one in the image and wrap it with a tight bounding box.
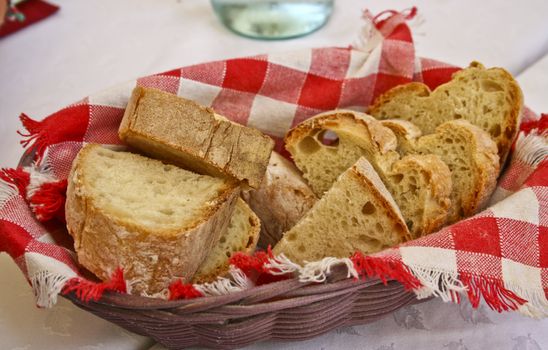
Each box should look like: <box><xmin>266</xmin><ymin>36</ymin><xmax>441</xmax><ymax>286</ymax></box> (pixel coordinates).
<box><xmin>66</xmin><ymin>263</ymin><xmax>392</xmax><ymax>312</ymax></box>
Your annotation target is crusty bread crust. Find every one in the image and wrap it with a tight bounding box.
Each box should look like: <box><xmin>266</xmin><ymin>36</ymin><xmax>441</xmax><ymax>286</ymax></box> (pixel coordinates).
<box><xmin>383</xmin><ymin>119</ymin><xmax>499</xmax><ymax>222</ymax></box>
<box><xmin>192</xmin><ymin>199</ymin><xmax>260</xmax><ymax>284</ymax></box>
<box><xmin>369</xmin><ymin>62</ymin><xmax>523</xmax><ymax>166</ymax></box>
<box><xmin>349</xmin><ymin>158</ymin><xmax>411</xmax><ymax>242</ymax></box>
<box><xmin>242</xmin><ymin>152</ymin><xmax>318</xmax><ymax>247</ymax></box>
<box><xmin>286</xmin><ymin>110</ymin><xmax>398</xmax><ymax>157</ymax></box>
<box><xmin>285</xmin><ymin>110</ymin><xmax>452</xmax><ymax>237</ymax></box>
<box><xmin>391</xmin><ymin>154</ymin><xmax>452</xmax><ymax>237</ymax></box>
<box><xmin>65</xmin><ymin>144</ymin><xmax>240</xmax><ymax>296</ymax></box>
<box><xmin>119</xmin><ymin>87</ymin><xmax>274</xmax><ymax>189</ymax></box>
<box><xmin>435</xmin><ymin>120</ymin><xmax>499</xmax><ymax>218</ymax></box>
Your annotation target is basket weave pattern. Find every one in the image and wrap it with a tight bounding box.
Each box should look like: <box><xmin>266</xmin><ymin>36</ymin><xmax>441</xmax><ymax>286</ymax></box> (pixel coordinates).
<box><xmin>68</xmin><ymin>267</ymin><xmax>416</xmax><ymax>349</ymax></box>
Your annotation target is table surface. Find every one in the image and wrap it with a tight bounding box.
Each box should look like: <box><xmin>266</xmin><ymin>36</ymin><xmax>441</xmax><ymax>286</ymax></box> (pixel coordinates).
<box><xmin>1</xmin><ymin>1</ymin><xmax>548</xmax><ymax>349</ymax></box>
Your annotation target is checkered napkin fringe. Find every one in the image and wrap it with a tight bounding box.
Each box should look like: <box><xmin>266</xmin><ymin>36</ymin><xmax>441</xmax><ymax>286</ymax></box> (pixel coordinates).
<box><xmin>0</xmin><ymin>8</ymin><xmax>546</xmax><ymax>317</ymax></box>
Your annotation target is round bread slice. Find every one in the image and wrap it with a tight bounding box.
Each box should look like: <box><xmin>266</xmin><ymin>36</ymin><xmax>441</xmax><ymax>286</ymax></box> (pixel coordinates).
<box><xmin>273</xmin><ymin>157</ymin><xmax>410</xmax><ymax>264</ymax></box>
<box><xmin>382</xmin><ymin>119</ymin><xmax>499</xmax><ymax>222</ymax></box>
<box><xmin>193</xmin><ymin>198</ymin><xmax>260</xmax><ymax>283</ymax></box>
<box><xmin>285</xmin><ymin>110</ymin><xmax>452</xmax><ymax>238</ymax></box>
<box><xmin>65</xmin><ymin>144</ymin><xmax>240</xmax><ymax>296</ymax></box>
<box><xmin>369</xmin><ymin>61</ymin><xmax>523</xmax><ymax>165</ymax></box>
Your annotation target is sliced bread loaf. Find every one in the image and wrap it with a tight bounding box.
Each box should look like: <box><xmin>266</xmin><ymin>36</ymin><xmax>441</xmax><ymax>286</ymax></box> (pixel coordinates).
<box><xmin>65</xmin><ymin>144</ymin><xmax>240</xmax><ymax>296</ymax></box>
<box><xmin>369</xmin><ymin>62</ymin><xmax>523</xmax><ymax>165</ymax></box>
<box><xmin>382</xmin><ymin>119</ymin><xmax>499</xmax><ymax>222</ymax></box>
<box><xmin>119</xmin><ymin>87</ymin><xmax>275</xmax><ymax>189</ymax></box>
<box><xmin>242</xmin><ymin>151</ymin><xmax>318</xmax><ymax>247</ymax></box>
<box><xmin>285</xmin><ymin>110</ymin><xmax>451</xmax><ymax>238</ymax></box>
<box><xmin>193</xmin><ymin>198</ymin><xmax>260</xmax><ymax>283</ymax></box>
<box><xmin>273</xmin><ymin>157</ymin><xmax>410</xmax><ymax>264</ymax></box>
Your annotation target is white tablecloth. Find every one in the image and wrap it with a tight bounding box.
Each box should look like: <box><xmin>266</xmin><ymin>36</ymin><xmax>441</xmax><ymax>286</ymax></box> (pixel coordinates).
<box><xmin>1</xmin><ymin>1</ymin><xmax>547</xmax><ymax>349</ymax></box>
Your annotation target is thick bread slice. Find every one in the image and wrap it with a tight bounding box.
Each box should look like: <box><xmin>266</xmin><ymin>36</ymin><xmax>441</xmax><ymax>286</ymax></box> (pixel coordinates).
<box><xmin>193</xmin><ymin>198</ymin><xmax>260</xmax><ymax>283</ymax></box>
<box><xmin>242</xmin><ymin>151</ymin><xmax>318</xmax><ymax>247</ymax></box>
<box><xmin>273</xmin><ymin>157</ymin><xmax>410</xmax><ymax>264</ymax></box>
<box><xmin>285</xmin><ymin>110</ymin><xmax>451</xmax><ymax>238</ymax></box>
<box><xmin>369</xmin><ymin>62</ymin><xmax>523</xmax><ymax>165</ymax></box>
<box><xmin>119</xmin><ymin>87</ymin><xmax>275</xmax><ymax>189</ymax></box>
<box><xmin>65</xmin><ymin>144</ymin><xmax>240</xmax><ymax>296</ymax></box>
<box><xmin>285</xmin><ymin>111</ymin><xmax>399</xmax><ymax>195</ymax></box>
<box><xmin>382</xmin><ymin>119</ymin><xmax>499</xmax><ymax>222</ymax></box>
<box><xmin>388</xmin><ymin>154</ymin><xmax>452</xmax><ymax>237</ymax></box>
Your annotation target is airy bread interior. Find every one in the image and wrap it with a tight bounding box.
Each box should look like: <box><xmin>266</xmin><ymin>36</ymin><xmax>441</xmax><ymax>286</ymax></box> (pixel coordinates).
<box><xmin>66</xmin><ymin>144</ymin><xmax>239</xmax><ymax>295</ymax></box>
<box><xmin>83</xmin><ymin>146</ymin><xmax>231</xmax><ymax>231</ymax></box>
<box><xmin>285</xmin><ymin>111</ymin><xmax>451</xmax><ymax>238</ymax></box>
<box><xmin>273</xmin><ymin>157</ymin><xmax>410</xmax><ymax>264</ymax></box>
<box><xmin>369</xmin><ymin>62</ymin><xmax>523</xmax><ymax>165</ymax></box>
<box><xmin>383</xmin><ymin>119</ymin><xmax>500</xmax><ymax>222</ymax></box>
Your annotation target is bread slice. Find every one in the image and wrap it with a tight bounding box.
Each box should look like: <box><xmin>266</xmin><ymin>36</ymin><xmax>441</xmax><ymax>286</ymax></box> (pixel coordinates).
<box><xmin>369</xmin><ymin>62</ymin><xmax>523</xmax><ymax>165</ymax></box>
<box><xmin>119</xmin><ymin>87</ymin><xmax>275</xmax><ymax>189</ymax></box>
<box><xmin>382</xmin><ymin>119</ymin><xmax>499</xmax><ymax>222</ymax></box>
<box><xmin>285</xmin><ymin>110</ymin><xmax>451</xmax><ymax>238</ymax></box>
<box><xmin>65</xmin><ymin>144</ymin><xmax>240</xmax><ymax>296</ymax></box>
<box><xmin>192</xmin><ymin>198</ymin><xmax>260</xmax><ymax>283</ymax></box>
<box><xmin>242</xmin><ymin>151</ymin><xmax>318</xmax><ymax>247</ymax></box>
<box><xmin>273</xmin><ymin>157</ymin><xmax>410</xmax><ymax>264</ymax></box>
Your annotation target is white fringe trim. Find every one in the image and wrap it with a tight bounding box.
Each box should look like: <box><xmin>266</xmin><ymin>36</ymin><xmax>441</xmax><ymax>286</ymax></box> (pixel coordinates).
<box><xmin>0</xmin><ymin>177</ymin><xmax>19</xmax><ymax>205</ymax></box>
<box><xmin>264</xmin><ymin>253</ymin><xmax>301</xmax><ymax>275</ymax></box>
<box><xmin>507</xmin><ymin>283</ymin><xmax>548</xmax><ymax>319</ymax></box>
<box><xmin>404</xmin><ymin>265</ymin><xmax>467</xmax><ymax>302</ymax></box>
<box><xmin>128</xmin><ymin>279</ymin><xmax>168</xmax><ymax>300</ymax></box>
<box><xmin>265</xmin><ymin>254</ymin><xmax>358</xmax><ymax>283</ymax></box>
<box><xmin>30</xmin><ymin>271</ymin><xmax>71</xmax><ymax>308</ymax></box>
<box><xmin>352</xmin><ymin>11</ymin><xmax>383</xmax><ymax>55</ymax></box>
<box><xmin>406</xmin><ymin>12</ymin><xmax>425</xmax><ymax>37</ymax></box>
<box><xmin>141</xmin><ymin>289</ymin><xmax>170</xmax><ymax>300</ymax></box>
<box><xmin>490</xmin><ymin>130</ymin><xmax>548</xmax><ymax>204</ymax></box>
<box><xmin>23</xmin><ymin>164</ymin><xmax>57</xmax><ymax>198</ymax></box>
<box><xmin>25</xmin><ymin>165</ymin><xmax>59</xmax><ymax>220</ymax></box>
<box><xmin>299</xmin><ymin>257</ymin><xmax>359</xmax><ymax>283</ymax></box>
<box><xmin>352</xmin><ymin>9</ymin><xmax>424</xmax><ymax>54</ymax></box>
<box><xmin>228</xmin><ymin>265</ymin><xmax>254</xmax><ymax>289</ymax></box>
<box><xmin>513</xmin><ymin>130</ymin><xmax>548</xmax><ymax>168</ymax></box>
<box><xmin>193</xmin><ymin>266</ymin><xmax>253</xmax><ymax>297</ymax></box>
<box><xmin>24</xmin><ymin>164</ymin><xmax>57</xmax><ymax>200</ymax></box>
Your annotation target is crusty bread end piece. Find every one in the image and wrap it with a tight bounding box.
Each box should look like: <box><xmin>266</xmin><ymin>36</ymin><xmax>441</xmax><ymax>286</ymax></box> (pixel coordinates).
<box><xmin>369</xmin><ymin>62</ymin><xmax>523</xmax><ymax>165</ymax></box>
<box><xmin>273</xmin><ymin>157</ymin><xmax>410</xmax><ymax>264</ymax></box>
<box><xmin>119</xmin><ymin>87</ymin><xmax>275</xmax><ymax>189</ymax></box>
<box><xmin>65</xmin><ymin>144</ymin><xmax>239</xmax><ymax>296</ymax></box>
<box><xmin>242</xmin><ymin>151</ymin><xmax>318</xmax><ymax>247</ymax></box>
<box><xmin>193</xmin><ymin>198</ymin><xmax>260</xmax><ymax>283</ymax></box>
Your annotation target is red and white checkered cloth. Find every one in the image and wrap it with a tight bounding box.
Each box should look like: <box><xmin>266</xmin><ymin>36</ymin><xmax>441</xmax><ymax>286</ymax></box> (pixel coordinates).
<box><xmin>0</xmin><ymin>9</ymin><xmax>546</xmax><ymax>316</ymax></box>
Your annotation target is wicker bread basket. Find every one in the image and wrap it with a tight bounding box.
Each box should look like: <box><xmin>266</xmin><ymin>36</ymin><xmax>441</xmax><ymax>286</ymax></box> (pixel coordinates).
<box><xmin>66</xmin><ymin>268</ymin><xmax>416</xmax><ymax>349</ymax></box>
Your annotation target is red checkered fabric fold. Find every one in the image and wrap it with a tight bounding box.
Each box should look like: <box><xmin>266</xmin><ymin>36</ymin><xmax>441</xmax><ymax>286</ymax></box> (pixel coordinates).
<box><xmin>0</xmin><ymin>9</ymin><xmax>546</xmax><ymax>316</ymax></box>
